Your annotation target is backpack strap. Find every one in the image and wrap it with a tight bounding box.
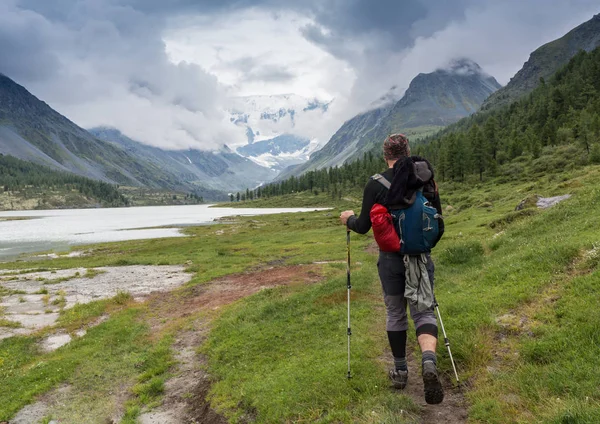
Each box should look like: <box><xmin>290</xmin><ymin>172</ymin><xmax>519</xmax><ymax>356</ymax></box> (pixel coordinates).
<box><xmin>370</xmin><ymin>173</ymin><xmax>391</xmax><ymax>189</ymax></box>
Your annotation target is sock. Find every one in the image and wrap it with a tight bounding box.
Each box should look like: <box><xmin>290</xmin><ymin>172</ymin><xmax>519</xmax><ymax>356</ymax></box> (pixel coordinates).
<box><xmin>422</xmin><ymin>350</ymin><xmax>437</xmax><ymax>366</ymax></box>
<box><xmin>387</xmin><ymin>331</ymin><xmax>407</xmax><ymax>371</ymax></box>
<box><xmin>394</xmin><ymin>356</ymin><xmax>408</xmax><ymax>372</ymax></box>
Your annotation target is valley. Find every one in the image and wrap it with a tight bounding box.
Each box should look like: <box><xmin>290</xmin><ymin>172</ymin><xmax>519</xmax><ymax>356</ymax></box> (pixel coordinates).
<box><xmin>1</xmin><ymin>7</ymin><xmax>600</xmax><ymax>424</ymax></box>
<box><xmin>1</xmin><ymin>163</ymin><xmax>599</xmax><ymax>423</ymax></box>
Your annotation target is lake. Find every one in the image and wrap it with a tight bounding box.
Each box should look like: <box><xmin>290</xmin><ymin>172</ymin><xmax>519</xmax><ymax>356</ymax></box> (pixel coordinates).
<box><xmin>0</xmin><ymin>205</ymin><xmax>327</xmax><ymax>260</ymax></box>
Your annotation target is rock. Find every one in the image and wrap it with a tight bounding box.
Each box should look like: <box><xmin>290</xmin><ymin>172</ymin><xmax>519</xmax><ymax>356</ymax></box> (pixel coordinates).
<box><xmin>515</xmin><ymin>195</ymin><xmax>540</xmax><ymax>211</ymax></box>
<box><xmin>42</xmin><ymin>332</ymin><xmax>73</xmax><ymax>352</ymax></box>
<box><xmin>536</xmin><ymin>194</ymin><xmax>571</xmax><ymax>209</ymax></box>
<box><xmin>478</xmin><ymin>201</ymin><xmax>493</xmax><ymax>208</ymax></box>
<box><xmin>445</xmin><ymin>205</ymin><xmax>454</xmax><ymax>213</ymax></box>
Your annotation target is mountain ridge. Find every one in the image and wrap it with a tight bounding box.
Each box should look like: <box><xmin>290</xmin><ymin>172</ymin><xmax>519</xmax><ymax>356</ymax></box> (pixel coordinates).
<box><xmin>280</xmin><ymin>58</ymin><xmax>500</xmax><ymax>179</ymax></box>
<box><xmin>481</xmin><ymin>13</ymin><xmax>600</xmax><ymax>110</ymax></box>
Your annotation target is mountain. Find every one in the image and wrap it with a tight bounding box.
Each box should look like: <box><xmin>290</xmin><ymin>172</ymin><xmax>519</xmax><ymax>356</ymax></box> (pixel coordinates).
<box><xmin>235</xmin><ymin>134</ymin><xmax>319</xmax><ymax>171</ymax></box>
<box><xmin>280</xmin><ymin>59</ymin><xmax>500</xmax><ymax>178</ymax></box>
<box><xmin>0</xmin><ymin>73</ymin><xmax>167</xmax><ymax>187</ymax></box>
<box><xmin>228</xmin><ymin>94</ymin><xmax>330</xmax><ymax>143</ymax></box>
<box><xmin>0</xmin><ymin>73</ymin><xmax>276</xmax><ymax>198</ymax></box>
<box><xmin>257</xmin><ymin>46</ymin><xmax>600</xmax><ymax>203</ymax></box>
<box><xmin>414</xmin><ymin>46</ymin><xmax>600</xmax><ymax>181</ymax></box>
<box><xmin>227</xmin><ymin>94</ymin><xmax>330</xmax><ymax>172</ymax></box>
<box><xmin>277</xmin><ymin>104</ymin><xmax>395</xmax><ymax>180</ymax></box>
<box><xmin>481</xmin><ymin>13</ymin><xmax>600</xmax><ymax>110</ymax></box>
<box><xmin>385</xmin><ymin>59</ymin><xmax>501</xmax><ymax>128</ymax></box>
<box><xmin>89</xmin><ymin>128</ymin><xmax>277</xmax><ymax>192</ymax></box>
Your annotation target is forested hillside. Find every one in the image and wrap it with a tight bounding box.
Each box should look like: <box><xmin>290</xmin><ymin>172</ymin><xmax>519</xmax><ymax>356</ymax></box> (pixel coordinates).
<box><xmin>414</xmin><ymin>48</ymin><xmax>600</xmax><ymax>181</ymax></box>
<box><xmin>237</xmin><ymin>47</ymin><xmax>600</xmax><ymax>202</ymax></box>
<box><xmin>0</xmin><ymin>154</ymin><xmax>128</xmax><ymax>209</ymax></box>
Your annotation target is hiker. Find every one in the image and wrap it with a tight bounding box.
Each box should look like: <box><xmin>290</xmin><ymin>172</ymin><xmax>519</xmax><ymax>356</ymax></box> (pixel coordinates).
<box><xmin>339</xmin><ymin>133</ymin><xmax>445</xmax><ymax>404</ymax></box>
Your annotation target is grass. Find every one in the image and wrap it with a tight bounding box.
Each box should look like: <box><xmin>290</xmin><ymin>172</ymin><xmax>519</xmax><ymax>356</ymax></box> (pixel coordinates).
<box><xmin>0</xmin><ymin>318</ymin><xmax>21</xmax><ymax>328</ymax></box>
<box><xmin>0</xmin><ymin>164</ymin><xmax>599</xmax><ymax>422</ymax></box>
<box><xmin>0</xmin><ymin>293</ymin><xmax>172</xmax><ymax>422</ymax></box>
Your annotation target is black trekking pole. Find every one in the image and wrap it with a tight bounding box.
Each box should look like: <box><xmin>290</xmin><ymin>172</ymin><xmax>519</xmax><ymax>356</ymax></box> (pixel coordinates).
<box><xmin>434</xmin><ymin>299</ymin><xmax>459</xmax><ymax>384</ymax></box>
<box><xmin>346</xmin><ymin>229</ymin><xmax>352</xmax><ymax>379</ymax></box>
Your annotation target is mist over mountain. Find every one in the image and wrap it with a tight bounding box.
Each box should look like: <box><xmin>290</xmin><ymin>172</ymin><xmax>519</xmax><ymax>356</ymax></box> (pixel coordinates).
<box><xmin>0</xmin><ymin>73</ymin><xmax>275</xmax><ymax>198</ymax></box>
<box><xmin>279</xmin><ymin>58</ymin><xmax>500</xmax><ymax>179</ymax></box>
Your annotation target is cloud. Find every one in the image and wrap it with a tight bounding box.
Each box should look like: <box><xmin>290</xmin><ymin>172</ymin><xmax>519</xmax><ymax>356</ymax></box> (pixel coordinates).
<box><xmin>242</xmin><ymin>65</ymin><xmax>296</xmax><ymax>83</ymax></box>
<box><xmin>2</xmin><ymin>0</ymin><xmax>599</xmax><ymax>154</ymax></box>
<box><xmin>0</xmin><ymin>1</ymin><xmax>63</xmax><ymax>81</ymax></box>
<box><xmin>3</xmin><ymin>0</ymin><xmax>244</xmax><ymax>151</ymax></box>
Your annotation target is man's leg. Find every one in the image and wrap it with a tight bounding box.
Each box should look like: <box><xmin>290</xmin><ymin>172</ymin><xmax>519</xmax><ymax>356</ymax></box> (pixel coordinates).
<box><xmin>383</xmin><ymin>294</ymin><xmax>409</xmax><ymax>389</ymax></box>
<box><xmin>378</xmin><ymin>251</ymin><xmax>410</xmax><ymax>389</ymax></box>
<box><xmin>410</xmin><ymin>255</ymin><xmax>444</xmax><ymax>404</ymax></box>
<box><xmin>412</xmin><ymin>308</ymin><xmax>444</xmax><ymax>404</ymax></box>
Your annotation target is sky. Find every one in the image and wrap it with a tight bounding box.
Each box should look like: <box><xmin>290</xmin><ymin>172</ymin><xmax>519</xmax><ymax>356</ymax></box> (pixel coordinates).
<box><xmin>1</xmin><ymin>0</ymin><xmax>599</xmax><ymax>151</ymax></box>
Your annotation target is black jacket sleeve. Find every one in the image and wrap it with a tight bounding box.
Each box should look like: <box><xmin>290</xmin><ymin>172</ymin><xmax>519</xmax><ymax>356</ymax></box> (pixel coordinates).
<box><xmin>347</xmin><ymin>179</ymin><xmax>383</xmax><ymax>234</ymax></box>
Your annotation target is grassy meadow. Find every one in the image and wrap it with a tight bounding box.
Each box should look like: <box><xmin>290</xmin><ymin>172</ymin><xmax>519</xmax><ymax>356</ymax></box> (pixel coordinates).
<box><xmin>1</xmin><ymin>164</ymin><xmax>599</xmax><ymax>423</ymax></box>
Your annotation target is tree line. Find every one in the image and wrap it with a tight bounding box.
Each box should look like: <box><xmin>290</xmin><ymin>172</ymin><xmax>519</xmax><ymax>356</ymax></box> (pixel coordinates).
<box><xmin>0</xmin><ymin>154</ymin><xmax>129</xmax><ymax>206</ymax></box>
<box><xmin>230</xmin><ymin>151</ymin><xmax>388</xmax><ymax>201</ymax></box>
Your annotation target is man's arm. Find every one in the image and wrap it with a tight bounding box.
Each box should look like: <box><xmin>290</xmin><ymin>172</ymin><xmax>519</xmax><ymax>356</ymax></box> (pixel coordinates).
<box><xmin>341</xmin><ymin>180</ymin><xmax>379</xmax><ymax>234</ymax></box>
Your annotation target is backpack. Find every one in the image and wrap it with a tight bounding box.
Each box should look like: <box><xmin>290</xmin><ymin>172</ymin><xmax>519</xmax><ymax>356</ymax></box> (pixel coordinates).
<box><xmin>370</xmin><ymin>170</ymin><xmax>441</xmax><ymax>255</ymax></box>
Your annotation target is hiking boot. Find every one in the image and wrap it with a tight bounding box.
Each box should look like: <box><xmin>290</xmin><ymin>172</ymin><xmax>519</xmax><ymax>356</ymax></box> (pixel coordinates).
<box><xmin>389</xmin><ymin>369</ymin><xmax>408</xmax><ymax>389</ymax></box>
<box><xmin>422</xmin><ymin>360</ymin><xmax>444</xmax><ymax>404</ymax></box>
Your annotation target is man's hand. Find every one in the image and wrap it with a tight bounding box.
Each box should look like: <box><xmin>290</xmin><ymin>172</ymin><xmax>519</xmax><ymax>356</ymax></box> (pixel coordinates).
<box><xmin>340</xmin><ymin>210</ymin><xmax>355</xmax><ymax>226</ymax></box>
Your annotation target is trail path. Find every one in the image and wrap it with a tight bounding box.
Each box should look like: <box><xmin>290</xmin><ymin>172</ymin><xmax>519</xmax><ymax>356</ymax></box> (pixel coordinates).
<box><xmin>4</xmin><ymin>264</ymin><xmax>323</xmax><ymax>423</ymax></box>
<box><xmin>367</xmin><ymin>242</ymin><xmax>469</xmax><ymax>424</ymax></box>
<box><xmin>403</xmin><ymin>353</ymin><xmax>468</xmax><ymax>424</ymax></box>
<box><xmin>138</xmin><ymin>264</ymin><xmax>324</xmax><ymax>423</ymax></box>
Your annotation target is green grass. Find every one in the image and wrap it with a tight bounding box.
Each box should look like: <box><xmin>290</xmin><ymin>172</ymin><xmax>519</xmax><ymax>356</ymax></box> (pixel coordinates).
<box><xmin>0</xmin><ymin>318</ymin><xmax>21</xmax><ymax>328</ymax></box>
<box><xmin>203</xmin><ymin>257</ymin><xmax>422</xmax><ymax>423</ymax></box>
<box><xmin>0</xmin><ymin>165</ymin><xmax>599</xmax><ymax>422</ymax></box>
<box><xmin>0</xmin><ymin>293</ymin><xmax>173</xmax><ymax>422</ymax></box>
<box><xmin>203</xmin><ymin>164</ymin><xmax>600</xmax><ymax>422</ymax></box>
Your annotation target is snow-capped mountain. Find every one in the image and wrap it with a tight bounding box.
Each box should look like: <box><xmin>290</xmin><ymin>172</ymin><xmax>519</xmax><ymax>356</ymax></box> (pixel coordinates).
<box><xmin>236</xmin><ymin>134</ymin><xmax>321</xmax><ymax>171</ymax></box>
<box><xmin>226</xmin><ymin>94</ymin><xmax>330</xmax><ymax>172</ymax></box>
<box><xmin>228</xmin><ymin>94</ymin><xmax>330</xmax><ymax>143</ymax></box>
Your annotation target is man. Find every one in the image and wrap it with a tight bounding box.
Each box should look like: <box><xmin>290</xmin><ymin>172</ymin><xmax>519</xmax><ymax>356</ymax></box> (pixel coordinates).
<box><xmin>339</xmin><ymin>133</ymin><xmax>445</xmax><ymax>405</ymax></box>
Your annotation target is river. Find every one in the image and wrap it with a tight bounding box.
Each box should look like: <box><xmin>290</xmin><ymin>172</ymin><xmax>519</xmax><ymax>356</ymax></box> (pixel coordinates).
<box><xmin>0</xmin><ymin>205</ymin><xmax>326</xmax><ymax>260</ymax></box>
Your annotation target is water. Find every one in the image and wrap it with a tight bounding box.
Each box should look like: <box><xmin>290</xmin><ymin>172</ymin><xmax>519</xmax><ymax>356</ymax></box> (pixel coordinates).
<box><xmin>0</xmin><ymin>205</ymin><xmax>327</xmax><ymax>260</ymax></box>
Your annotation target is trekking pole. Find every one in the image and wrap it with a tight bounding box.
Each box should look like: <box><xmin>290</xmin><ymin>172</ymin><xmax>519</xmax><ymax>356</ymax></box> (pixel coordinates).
<box><xmin>346</xmin><ymin>229</ymin><xmax>352</xmax><ymax>379</ymax></box>
<box><xmin>434</xmin><ymin>300</ymin><xmax>460</xmax><ymax>384</ymax></box>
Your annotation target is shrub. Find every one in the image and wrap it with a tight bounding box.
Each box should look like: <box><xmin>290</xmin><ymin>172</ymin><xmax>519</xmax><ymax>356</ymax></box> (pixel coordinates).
<box><xmin>439</xmin><ymin>241</ymin><xmax>484</xmax><ymax>265</ymax></box>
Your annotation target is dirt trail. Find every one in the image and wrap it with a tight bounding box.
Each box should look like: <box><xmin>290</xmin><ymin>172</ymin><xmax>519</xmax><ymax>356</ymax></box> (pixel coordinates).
<box><xmin>403</xmin><ymin>352</ymin><xmax>468</xmax><ymax>424</ymax></box>
<box><xmin>367</xmin><ymin>241</ymin><xmax>469</xmax><ymax>424</ymax></box>
<box><xmin>5</xmin><ymin>264</ymin><xmax>324</xmax><ymax>424</ymax></box>
<box><xmin>138</xmin><ymin>264</ymin><xmax>325</xmax><ymax>423</ymax></box>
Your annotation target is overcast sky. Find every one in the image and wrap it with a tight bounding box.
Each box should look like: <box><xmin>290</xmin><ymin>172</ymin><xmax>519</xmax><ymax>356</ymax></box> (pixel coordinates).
<box><xmin>1</xmin><ymin>0</ymin><xmax>599</xmax><ymax>150</ymax></box>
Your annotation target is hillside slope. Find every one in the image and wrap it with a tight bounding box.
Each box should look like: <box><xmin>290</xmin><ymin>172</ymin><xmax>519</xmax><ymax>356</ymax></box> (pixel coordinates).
<box><xmin>481</xmin><ymin>13</ymin><xmax>600</xmax><ymax>110</ymax></box>
<box><xmin>89</xmin><ymin>128</ymin><xmax>277</xmax><ymax>193</ymax></box>
<box><xmin>0</xmin><ymin>74</ymin><xmax>276</xmax><ymax>197</ymax></box>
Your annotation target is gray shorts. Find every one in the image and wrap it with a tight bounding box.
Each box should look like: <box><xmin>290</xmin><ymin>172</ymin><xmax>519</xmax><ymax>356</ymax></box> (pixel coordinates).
<box><xmin>377</xmin><ymin>251</ymin><xmax>437</xmax><ymax>333</ymax></box>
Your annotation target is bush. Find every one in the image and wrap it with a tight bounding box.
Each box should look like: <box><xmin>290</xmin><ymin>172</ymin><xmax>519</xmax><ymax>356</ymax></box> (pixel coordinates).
<box><xmin>439</xmin><ymin>241</ymin><xmax>484</xmax><ymax>265</ymax></box>
<box><xmin>590</xmin><ymin>143</ymin><xmax>600</xmax><ymax>164</ymax></box>
<box><xmin>489</xmin><ymin>209</ymin><xmax>537</xmax><ymax>229</ymax></box>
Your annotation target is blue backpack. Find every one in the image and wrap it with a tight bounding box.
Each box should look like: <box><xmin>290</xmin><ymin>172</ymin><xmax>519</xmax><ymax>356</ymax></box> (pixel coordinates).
<box><xmin>372</xmin><ymin>174</ymin><xmax>441</xmax><ymax>255</ymax></box>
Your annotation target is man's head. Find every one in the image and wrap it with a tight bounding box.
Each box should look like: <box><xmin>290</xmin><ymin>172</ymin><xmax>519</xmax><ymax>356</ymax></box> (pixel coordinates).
<box><xmin>383</xmin><ymin>133</ymin><xmax>410</xmax><ymax>162</ymax></box>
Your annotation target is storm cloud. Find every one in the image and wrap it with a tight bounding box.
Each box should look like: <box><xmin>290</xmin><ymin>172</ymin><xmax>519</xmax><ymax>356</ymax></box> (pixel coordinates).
<box><xmin>1</xmin><ymin>0</ymin><xmax>599</xmax><ymax>150</ymax></box>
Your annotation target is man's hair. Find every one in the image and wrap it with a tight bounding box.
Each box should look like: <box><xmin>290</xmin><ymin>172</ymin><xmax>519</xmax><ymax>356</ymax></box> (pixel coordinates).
<box><xmin>383</xmin><ymin>133</ymin><xmax>410</xmax><ymax>160</ymax></box>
